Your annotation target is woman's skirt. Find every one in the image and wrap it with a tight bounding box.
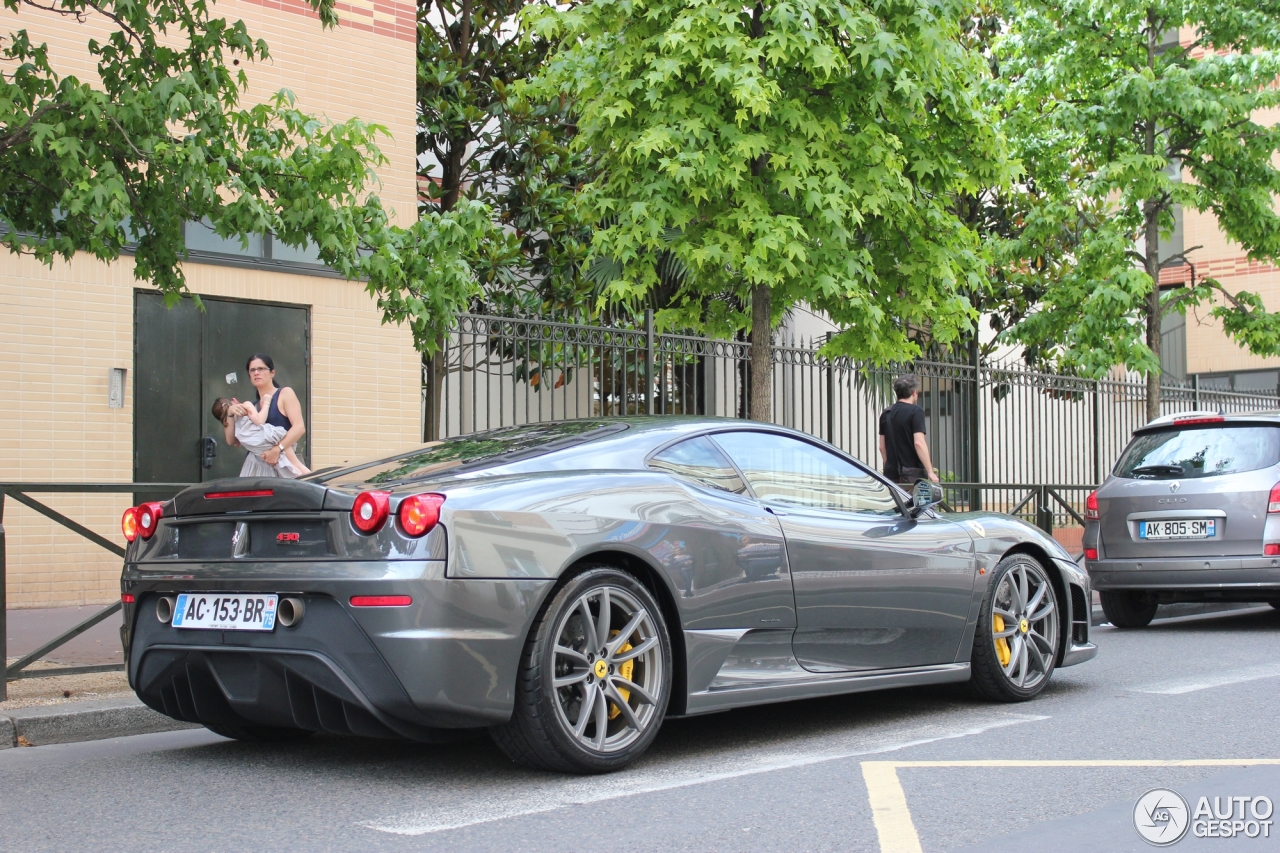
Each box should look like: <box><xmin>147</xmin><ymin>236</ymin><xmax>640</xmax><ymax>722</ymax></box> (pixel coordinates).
<box><xmin>238</xmin><ymin>451</ymin><xmax>297</xmax><ymax>479</ymax></box>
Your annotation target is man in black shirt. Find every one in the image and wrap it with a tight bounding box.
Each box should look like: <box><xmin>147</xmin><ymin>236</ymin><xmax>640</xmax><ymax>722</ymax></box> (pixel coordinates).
<box><xmin>878</xmin><ymin>374</ymin><xmax>939</xmax><ymax>485</ymax></box>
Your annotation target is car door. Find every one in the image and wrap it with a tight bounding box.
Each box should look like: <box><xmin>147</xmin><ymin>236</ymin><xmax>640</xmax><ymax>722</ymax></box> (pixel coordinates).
<box><xmin>711</xmin><ymin>430</ymin><xmax>977</xmax><ymax>672</ymax></box>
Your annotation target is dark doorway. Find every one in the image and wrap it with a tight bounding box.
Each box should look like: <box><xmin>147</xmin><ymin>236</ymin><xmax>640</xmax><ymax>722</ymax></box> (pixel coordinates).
<box><xmin>134</xmin><ymin>293</ymin><xmax>310</xmax><ymax>490</ymax></box>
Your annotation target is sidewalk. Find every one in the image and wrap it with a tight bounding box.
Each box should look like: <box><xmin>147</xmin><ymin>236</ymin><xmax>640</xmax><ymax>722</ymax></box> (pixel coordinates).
<box><xmin>3</xmin><ymin>605</ymin><xmax>195</xmax><ymax>748</ymax></box>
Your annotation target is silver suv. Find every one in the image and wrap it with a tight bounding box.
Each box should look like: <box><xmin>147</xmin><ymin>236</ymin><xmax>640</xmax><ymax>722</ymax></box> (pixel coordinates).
<box><xmin>1085</xmin><ymin>411</ymin><xmax>1280</xmax><ymax>627</ymax></box>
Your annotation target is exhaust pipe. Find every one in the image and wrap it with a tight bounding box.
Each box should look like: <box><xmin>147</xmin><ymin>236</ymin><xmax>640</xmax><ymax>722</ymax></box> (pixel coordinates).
<box><xmin>156</xmin><ymin>595</ymin><xmax>176</xmax><ymax>624</ymax></box>
<box><xmin>278</xmin><ymin>597</ymin><xmax>305</xmax><ymax>628</ymax></box>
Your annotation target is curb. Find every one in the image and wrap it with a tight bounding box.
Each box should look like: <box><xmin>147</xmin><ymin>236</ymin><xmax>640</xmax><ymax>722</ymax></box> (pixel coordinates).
<box><xmin>1091</xmin><ymin>600</ymin><xmax>1264</xmax><ymax>627</ymax></box>
<box><xmin>0</xmin><ymin>696</ymin><xmax>198</xmax><ymax>749</ymax></box>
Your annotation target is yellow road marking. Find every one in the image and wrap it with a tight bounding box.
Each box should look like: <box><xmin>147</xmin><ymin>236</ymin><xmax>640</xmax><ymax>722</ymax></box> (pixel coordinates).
<box><xmin>861</xmin><ymin>759</ymin><xmax>1280</xmax><ymax>853</ymax></box>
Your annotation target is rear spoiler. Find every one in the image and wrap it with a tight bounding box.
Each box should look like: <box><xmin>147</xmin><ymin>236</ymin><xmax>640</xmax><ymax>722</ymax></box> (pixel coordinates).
<box><xmin>173</xmin><ymin>478</ymin><xmax>328</xmax><ymax>516</ymax></box>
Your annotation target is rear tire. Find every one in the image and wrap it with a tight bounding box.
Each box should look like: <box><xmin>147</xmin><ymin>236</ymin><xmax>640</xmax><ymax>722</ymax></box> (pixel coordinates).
<box><xmin>204</xmin><ymin>723</ymin><xmax>314</xmax><ymax>743</ymax></box>
<box><xmin>1100</xmin><ymin>590</ymin><xmax>1158</xmax><ymax>628</ymax></box>
<box><xmin>490</xmin><ymin>566</ymin><xmax>672</xmax><ymax>774</ymax></box>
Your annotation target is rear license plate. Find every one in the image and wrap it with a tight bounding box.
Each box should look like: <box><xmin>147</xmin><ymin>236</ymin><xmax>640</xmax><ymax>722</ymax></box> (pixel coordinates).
<box><xmin>171</xmin><ymin>593</ymin><xmax>278</xmax><ymax>631</ymax></box>
<box><xmin>1139</xmin><ymin>519</ymin><xmax>1216</xmax><ymax>540</ymax></box>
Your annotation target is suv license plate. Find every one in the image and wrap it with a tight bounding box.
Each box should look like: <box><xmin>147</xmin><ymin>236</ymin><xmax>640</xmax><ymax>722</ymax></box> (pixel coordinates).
<box><xmin>171</xmin><ymin>593</ymin><xmax>278</xmax><ymax>631</ymax></box>
<box><xmin>1139</xmin><ymin>519</ymin><xmax>1215</xmax><ymax>540</ymax></box>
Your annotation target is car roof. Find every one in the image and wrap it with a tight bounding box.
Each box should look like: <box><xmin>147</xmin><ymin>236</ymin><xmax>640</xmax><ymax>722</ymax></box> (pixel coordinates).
<box><xmin>1137</xmin><ymin>410</ymin><xmax>1280</xmax><ymax>432</ymax></box>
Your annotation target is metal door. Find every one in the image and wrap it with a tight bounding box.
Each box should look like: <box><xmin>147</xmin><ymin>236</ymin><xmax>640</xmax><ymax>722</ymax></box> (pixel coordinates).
<box><xmin>134</xmin><ymin>294</ymin><xmax>203</xmax><ymax>500</ymax></box>
<box><xmin>134</xmin><ymin>293</ymin><xmax>310</xmax><ymax>486</ymax></box>
<box><xmin>200</xmin><ymin>299</ymin><xmax>310</xmax><ymax>480</ymax></box>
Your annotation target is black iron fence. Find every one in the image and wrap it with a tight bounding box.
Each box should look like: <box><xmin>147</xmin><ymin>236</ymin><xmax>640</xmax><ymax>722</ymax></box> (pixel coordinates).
<box><xmin>424</xmin><ymin>313</ymin><xmax>1280</xmax><ymax>498</ymax></box>
<box><xmin>0</xmin><ymin>483</ymin><xmax>188</xmax><ymax>702</ymax></box>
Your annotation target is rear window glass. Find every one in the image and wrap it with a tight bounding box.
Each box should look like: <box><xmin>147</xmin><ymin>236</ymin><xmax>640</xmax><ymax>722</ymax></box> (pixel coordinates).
<box><xmin>1115</xmin><ymin>426</ymin><xmax>1280</xmax><ymax>480</ymax></box>
<box><xmin>317</xmin><ymin>421</ymin><xmax>627</xmax><ymax>486</ymax></box>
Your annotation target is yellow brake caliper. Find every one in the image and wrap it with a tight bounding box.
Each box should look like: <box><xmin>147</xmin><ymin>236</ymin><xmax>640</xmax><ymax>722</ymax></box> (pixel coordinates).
<box><xmin>993</xmin><ymin>615</ymin><xmax>1011</xmax><ymax>667</ymax></box>
<box><xmin>607</xmin><ymin>630</ymin><xmax>634</xmax><ymax>720</ymax></box>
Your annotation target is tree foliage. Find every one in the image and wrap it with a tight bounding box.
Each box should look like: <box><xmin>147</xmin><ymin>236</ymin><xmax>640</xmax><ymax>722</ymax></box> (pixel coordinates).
<box><xmin>2</xmin><ymin>0</ymin><xmax>491</xmax><ymax>350</ymax></box>
<box><xmin>994</xmin><ymin>0</ymin><xmax>1280</xmax><ymax>416</ymax></box>
<box><xmin>418</xmin><ymin>0</ymin><xmax>596</xmax><ymax>317</ymax></box>
<box><xmin>530</xmin><ymin>0</ymin><xmax>1008</xmax><ymax>416</ymax></box>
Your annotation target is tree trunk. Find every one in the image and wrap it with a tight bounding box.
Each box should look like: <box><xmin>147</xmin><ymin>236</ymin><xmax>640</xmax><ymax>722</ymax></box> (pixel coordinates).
<box><xmin>749</xmin><ymin>282</ymin><xmax>772</xmax><ymax>421</ymax></box>
<box><xmin>1143</xmin><ymin>14</ymin><xmax>1162</xmax><ymax>424</ymax></box>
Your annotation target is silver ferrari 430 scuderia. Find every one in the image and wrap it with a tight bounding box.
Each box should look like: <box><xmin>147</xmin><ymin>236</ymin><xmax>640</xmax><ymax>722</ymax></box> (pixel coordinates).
<box><xmin>121</xmin><ymin>418</ymin><xmax>1096</xmax><ymax>772</ymax></box>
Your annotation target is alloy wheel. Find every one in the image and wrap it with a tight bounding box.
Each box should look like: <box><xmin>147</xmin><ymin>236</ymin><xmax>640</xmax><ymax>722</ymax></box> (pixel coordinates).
<box><xmin>550</xmin><ymin>585</ymin><xmax>664</xmax><ymax>753</ymax></box>
<box><xmin>990</xmin><ymin>561</ymin><xmax>1058</xmax><ymax>690</ymax></box>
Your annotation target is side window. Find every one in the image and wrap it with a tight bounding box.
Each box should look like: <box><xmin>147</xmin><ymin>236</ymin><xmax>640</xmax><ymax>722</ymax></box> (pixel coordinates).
<box><xmin>712</xmin><ymin>431</ymin><xmax>899</xmax><ymax>515</ymax></box>
<box><xmin>648</xmin><ymin>436</ymin><xmax>747</xmax><ymax>495</ymax></box>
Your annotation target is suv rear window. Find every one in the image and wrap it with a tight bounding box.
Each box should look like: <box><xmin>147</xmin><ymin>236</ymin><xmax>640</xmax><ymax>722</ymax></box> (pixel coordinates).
<box><xmin>316</xmin><ymin>421</ymin><xmax>627</xmax><ymax>486</ymax></box>
<box><xmin>1114</xmin><ymin>425</ymin><xmax>1280</xmax><ymax>480</ymax></box>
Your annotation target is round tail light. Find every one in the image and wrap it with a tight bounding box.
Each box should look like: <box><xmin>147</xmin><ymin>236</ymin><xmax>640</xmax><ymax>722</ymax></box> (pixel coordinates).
<box><xmin>352</xmin><ymin>490</ymin><xmax>391</xmax><ymax>534</ymax></box>
<box><xmin>137</xmin><ymin>501</ymin><xmax>165</xmax><ymax>540</ymax></box>
<box><xmin>122</xmin><ymin>506</ymin><xmax>140</xmax><ymax>542</ymax></box>
<box><xmin>398</xmin><ymin>494</ymin><xmax>445</xmax><ymax>537</ymax></box>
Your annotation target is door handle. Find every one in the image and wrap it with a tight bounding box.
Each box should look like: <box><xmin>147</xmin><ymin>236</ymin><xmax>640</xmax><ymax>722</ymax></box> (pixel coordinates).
<box><xmin>201</xmin><ymin>436</ymin><xmax>217</xmax><ymax>469</ymax></box>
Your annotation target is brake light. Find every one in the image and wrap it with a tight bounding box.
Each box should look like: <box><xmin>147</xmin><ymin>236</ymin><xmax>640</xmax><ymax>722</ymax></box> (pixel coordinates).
<box><xmin>350</xmin><ymin>595</ymin><xmax>412</xmax><ymax>607</ymax></box>
<box><xmin>398</xmin><ymin>493</ymin><xmax>445</xmax><ymax>537</ymax></box>
<box><xmin>1173</xmin><ymin>416</ymin><xmax>1225</xmax><ymax>425</ymax></box>
<box><xmin>1085</xmin><ymin>491</ymin><xmax>1099</xmax><ymax>521</ymax></box>
<box><xmin>121</xmin><ymin>593</ymin><xmax>135</xmax><ymax>604</ymax></box>
<box><xmin>1266</xmin><ymin>545</ymin><xmax>1280</xmax><ymax>556</ymax></box>
<box><xmin>1269</xmin><ymin>484</ymin><xmax>1280</xmax><ymax>513</ymax></box>
<box><xmin>352</xmin><ymin>490</ymin><xmax>391</xmax><ymax>533</ymax></box>
<box><xmin>137</xmin><ymin>501</ymin><xmax>164</xmax><ymax>540</ymax></box>
<box><xmin>205</xmin><ymin>489</ymin><xmax>274</xmax><ymax>499</ymax></box>
<box><xmin>122</xmin><ymin>506</ymin><xmax>139</xmax><ymax>542</ymax></box>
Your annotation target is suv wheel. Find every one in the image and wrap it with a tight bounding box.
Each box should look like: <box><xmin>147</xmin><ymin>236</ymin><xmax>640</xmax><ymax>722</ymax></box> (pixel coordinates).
<box><xmin>1100</xmin><ymin>590</ymin><xmax>1158</xmax><ymax>628</ymax></box>
<box><xmin>491</xmin><ymin>567</ymin><xmax>672</xmax><ymax>773</ymax></box>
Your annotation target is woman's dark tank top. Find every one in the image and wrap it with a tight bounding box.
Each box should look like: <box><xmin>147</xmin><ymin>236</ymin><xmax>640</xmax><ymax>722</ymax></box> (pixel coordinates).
<box><xmin>257</xmin><ymin>389</ymin><xmax>292</xmax><ymax>430</ymax></box>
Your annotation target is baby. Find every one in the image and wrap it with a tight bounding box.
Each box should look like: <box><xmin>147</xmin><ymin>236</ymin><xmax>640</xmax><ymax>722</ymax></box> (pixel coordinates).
<box><xmin>212</xmin><ymin>397</ymin><xmax>310</xmax><ymax>477</ymax></box>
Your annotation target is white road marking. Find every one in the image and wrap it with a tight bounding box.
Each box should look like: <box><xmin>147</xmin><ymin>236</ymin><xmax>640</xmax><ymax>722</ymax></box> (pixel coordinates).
<box><xmin>1136</xmin><ymin>663</ymin><xmax>1280</xmax><ymax>695</ymax></box>
<box><xmin>360</xmin><ymin>711</ymin><xmax>1048</xmax><ymax>836</ymax></box>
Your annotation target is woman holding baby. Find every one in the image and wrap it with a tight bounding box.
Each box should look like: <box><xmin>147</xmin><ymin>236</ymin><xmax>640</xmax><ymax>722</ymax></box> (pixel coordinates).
<box><xmin>216</xmin><ymin>353</ymin><xmax>309</xmax><ymax>478</ymax></box>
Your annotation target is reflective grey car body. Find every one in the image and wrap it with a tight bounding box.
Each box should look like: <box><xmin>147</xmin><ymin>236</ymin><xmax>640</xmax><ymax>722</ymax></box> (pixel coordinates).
<box><xmin>122</xmin><ymin>417</ymin><xmax>1096</xmax><ymax>745</ymax></box>
<box><xmin>1086</xmin><ymin>411</ymin><xmax>1280</xmax><ymax>608</ymax></box>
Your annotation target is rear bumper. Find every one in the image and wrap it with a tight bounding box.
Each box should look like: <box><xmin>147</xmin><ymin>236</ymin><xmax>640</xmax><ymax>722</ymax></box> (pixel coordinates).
<box><xmin>123</xmin><ymin>561</ymin><xmax>553</xmax><ymax>735</ymax></box>
<box><xmin>1089</xmin><ymin>555</ymin><xmax>1280</xmax><ymax>598</ymax></box>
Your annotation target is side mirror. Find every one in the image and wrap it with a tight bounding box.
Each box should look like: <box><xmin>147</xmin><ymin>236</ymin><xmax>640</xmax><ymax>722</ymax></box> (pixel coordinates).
<box><xmin>910</xmin><ymin>480</ymin><xmax>943</xmax><ymax>517</ymax></box>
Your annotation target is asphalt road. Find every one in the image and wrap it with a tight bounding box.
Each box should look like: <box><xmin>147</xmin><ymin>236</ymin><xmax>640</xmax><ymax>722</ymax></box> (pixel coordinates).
<box><xmin>2</xmin><ymin>606</ymin><xmax>1279</xmax><ymax>853</ymax></box>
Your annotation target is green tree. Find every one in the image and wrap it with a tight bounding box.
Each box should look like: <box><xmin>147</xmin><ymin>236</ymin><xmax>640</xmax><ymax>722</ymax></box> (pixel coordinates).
<box><xmin>418</xmin><ymin>0</ymin><xmax>595</xmax><ymax>316</ymax></box>
<box><xmin>531</xmin><ymin>0</ymin><xmax>1008</xmax><ymax>419</ymax></box>
<box><xmin>2</xmin><ymin>0</ymin><xmax>490</xmax><ymax>347</ymax></box>
<box><xmin>995</xmin><ymin>1</ymin><xmax>1280</xmax><ymax>419</ymax></box>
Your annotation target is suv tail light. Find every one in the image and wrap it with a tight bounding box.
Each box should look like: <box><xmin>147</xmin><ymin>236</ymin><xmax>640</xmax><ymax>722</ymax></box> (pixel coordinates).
<box><xmin>1085</xmin><ymin>491</ymin><xmax>1099</xmax><ymax>521</ymax></box>
<box><xmin>137</xmin><ymin>501</ymin><xmax>164</xmax><ymax>540</ymax></box>
<box><xmin>122</xmin><ymin>506</ymin><xmax>139</xmax><ymax>542</ymax></box>
<box><xmin>352</xmin><ymin>490</ymin><xmax>390</xmax><ymax>533</ymax></box>
<box><xmin>398</xmin><ymin>494</ymin><xmax>445</xmax><ymax>537</ymax></box>
<box><xmin>1269</xmin><ymin>484</ymin><xmax>1280</xmax><ymax>514</ymax></box>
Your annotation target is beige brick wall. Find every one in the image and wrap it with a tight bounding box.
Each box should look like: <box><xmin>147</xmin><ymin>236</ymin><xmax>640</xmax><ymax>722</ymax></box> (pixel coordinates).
<box><xmin>1180</xmin><ymin>205</ymin><xmax>1280</xmax><ymax>376</ymax></box>
<box><xmin>1</xmin><ymin>254</ymin><xmax>424</xmax><ymax>607</ymax></box>
<box><xmin>2</xmin><ymin>2</ymin><xmax>421</xmax><ymax>607</ymax></box>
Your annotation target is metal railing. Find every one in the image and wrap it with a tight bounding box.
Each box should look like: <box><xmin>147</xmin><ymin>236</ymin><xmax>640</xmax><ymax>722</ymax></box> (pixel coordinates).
<box><xmin>424</xmin><ymin>313</ymin><xmax>1280</xmax><ymax>491</ymax></box>
<box><xmin>1</xmin><ymin>483</ymin><xmax>189</xmax><ymax>701</ymax></box>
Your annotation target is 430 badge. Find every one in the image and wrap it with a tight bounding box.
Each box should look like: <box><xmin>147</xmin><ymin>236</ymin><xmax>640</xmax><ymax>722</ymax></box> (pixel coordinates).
<box><xmin>171</xmin><ymin>593</ymin><xmax>278</xmax><ymax>631</ymax></box>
